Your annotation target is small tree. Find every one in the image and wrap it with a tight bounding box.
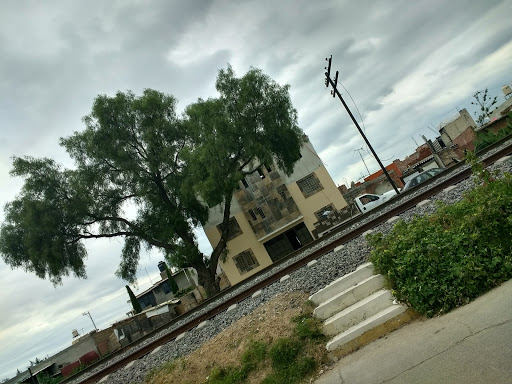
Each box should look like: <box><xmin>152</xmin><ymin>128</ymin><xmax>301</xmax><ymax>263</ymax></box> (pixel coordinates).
<box><xmin>471</xmin><ymin>88</ymin><xmax>498</xmax><ymax>125</ymax></box>
<box><xmin>164</xmin><ymin>264</ymin><xmax>179</xmax><ymax>295</ymax></box>
<box><xmin>126</xmin><ymin>285</ymin><xmax>142</xmax><ymax>314</ymax></box>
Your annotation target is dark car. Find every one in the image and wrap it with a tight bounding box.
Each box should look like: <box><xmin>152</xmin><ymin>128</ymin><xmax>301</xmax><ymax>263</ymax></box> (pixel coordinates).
<box><xmin>402</xmin><ymin>168</ymin><xmax>444</xmax><ymax>192</ymax></box>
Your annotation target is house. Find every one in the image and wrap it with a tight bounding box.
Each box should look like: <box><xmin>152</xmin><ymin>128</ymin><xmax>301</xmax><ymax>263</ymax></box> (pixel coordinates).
<box><xmin>363</xmin><ymin>163</ymin><xmax>404</xmax><ymax>194</ymax></box>
<box><xmin>135</xmin><ymin>262</ymin><xmax>198</xmax><ymax>311</ymax></box>
<box><xmin>203</xmin><ymin>137</ymin><xmax>348</xmax><ymax>286</ymax></box>
<box><xmin>3</xmin><ymin>329</ymin><xmax>120</xmax><ymax>384</ymax></box>
<box><xmin>438</xmin><ymin>108</ymin><xmax>477</xmax><ymax>157</ymax></box>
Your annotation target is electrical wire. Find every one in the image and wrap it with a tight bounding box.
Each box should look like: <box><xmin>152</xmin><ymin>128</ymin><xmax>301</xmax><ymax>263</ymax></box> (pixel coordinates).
<box><xmin>336</xmin><ymin>81</ymin><xmax>367</xmax><ymax>134</ymax></box>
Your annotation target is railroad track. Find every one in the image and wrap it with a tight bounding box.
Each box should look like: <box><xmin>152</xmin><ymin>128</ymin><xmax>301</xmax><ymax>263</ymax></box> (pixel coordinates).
<box><xmin>68</xmin><ymin>138</ymin><xmax>512</xmax><ymax>384</ymax></box>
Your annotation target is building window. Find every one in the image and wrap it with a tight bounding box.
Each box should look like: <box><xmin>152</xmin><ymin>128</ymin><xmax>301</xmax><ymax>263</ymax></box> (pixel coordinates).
<box><xmin>162</xmin><ymin>280</ymin><xmax>171</xmax><ymax>294</ymax></box>
<box><xmin>140</xmin><ymin>294</ymin><xmax>152</xmax><ymax>309</ymax></box>
<box><xmin>263</xmin><ymin>222</ymin><xmax>313</xmax><ymax>262</ymax></box>
<box><xmin>359</xmin><ymin>195</ymin><xmax>380</xmax><ymax>206</ymax></box>
<box><xmin>256</xmin><ymin>207</ymin><xmax>266</xmax><ymax>219</ymax></box>
<box><xmin>277</xmin><ymin>185</ymin><xmax>288</xmax><ymax>201</ymax></box>
<box><xmin>241</xmin><ymin>178</ymin><xmax>249</xmax><ymax>188</ymax></box>
<box><xmin>217</xmin><ymin>217</ymin><xmax>242</xmax><ymax>241</ymax></box>
<box><xmin>296</xmin><ymin>173</ymin><xmax>323</xmax><ymax>198</ymax></box>
<box><xmin>257</xmin><ymin>168</ymin><xmax>265</xmax><ymax>179</ymax></box>
<box><xmin>233</xmin><ymin>249</ymin><xmax>259</xmax><ymax>274</ymax></box>
<box><xmin>248</xmin><ymin>209</ymin><xmax>257</xmax><ymax>221</ymax></box>
<box><xmin>314</xmin><ymin>204</ymin><xmax>335</xmax><ymax>221</ymax></box>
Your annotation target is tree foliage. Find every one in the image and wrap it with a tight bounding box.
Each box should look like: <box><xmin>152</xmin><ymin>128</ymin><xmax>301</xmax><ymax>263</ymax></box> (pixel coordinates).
<box><xmin>0</xmin><ymin>66</ymin><xmax>304</xmax><ymax>295</ymax></box>
<box><xmin>165</xmin><ymin>264</ymin><xmax>179</xmax><ymax>295</ymax></box>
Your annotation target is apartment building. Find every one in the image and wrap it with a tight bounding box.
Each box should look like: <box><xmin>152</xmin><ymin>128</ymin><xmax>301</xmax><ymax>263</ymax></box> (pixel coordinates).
<box><xmin>204</xmin><ymin>137</ymin><xmax>347</xmax><ymax>286</ymax></box>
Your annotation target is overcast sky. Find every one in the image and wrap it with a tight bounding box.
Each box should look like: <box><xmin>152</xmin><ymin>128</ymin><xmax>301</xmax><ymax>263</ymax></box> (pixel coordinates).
<box><xmin>1</xmin><ymin>0</ymin><xmax>511</xmax><ymax>379</ymax></box>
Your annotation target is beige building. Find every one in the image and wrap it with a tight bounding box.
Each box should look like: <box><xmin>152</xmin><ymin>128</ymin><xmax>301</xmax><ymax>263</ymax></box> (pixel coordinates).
<box><xmin>438</xmin><ymin>108</ymin><xmax>477</xmax><ymax>157</ymax></box>
<box><xmin>204</xmin><ymin>137</ymin><xmax>347</xmax><ymax>286</ymax></box>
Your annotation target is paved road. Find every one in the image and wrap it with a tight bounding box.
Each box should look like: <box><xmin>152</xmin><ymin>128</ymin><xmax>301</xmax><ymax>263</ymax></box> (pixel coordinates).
<box><xmin>315</xmin><ymin>279</ymin><xmax>512</xmax><ymax>384</ymax></box>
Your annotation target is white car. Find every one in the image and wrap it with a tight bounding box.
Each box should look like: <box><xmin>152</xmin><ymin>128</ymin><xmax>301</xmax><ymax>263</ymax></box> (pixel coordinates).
<box><xmin>354</xmin><ymin>189</ymin><xmax>398</xmax><ymax>213</ymax></box>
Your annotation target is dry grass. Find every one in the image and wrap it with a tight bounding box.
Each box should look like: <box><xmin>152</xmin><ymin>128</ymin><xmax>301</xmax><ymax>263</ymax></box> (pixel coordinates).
<box><xmin>146</xmin><ymin>291</ymin><xmax>328</xmax><ymax>384</ymax></box>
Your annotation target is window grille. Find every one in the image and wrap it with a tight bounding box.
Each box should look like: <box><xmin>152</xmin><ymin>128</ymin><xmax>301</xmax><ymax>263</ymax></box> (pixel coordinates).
<box><xmin>217</xmin><ymin>217</ymin><xmax>242</xmax><ymax>240</ymax></box>
<box><xmin>248</xmin><ymin>209</ymin><xmax>257</xmax><ymax>221</ymax></box>
<box><xmin>233</xmin><ymin>250</ymin><xmax>259</xmax><ymax>274</ymax></box>
<box><xmin>296</xmin><ymin>173</ymin><xmax>323</xmax><ymax>197</ymax></box>
<box><xmin>256</xmin><ymin>207</ymin><xmax>266</xmax><ymax>219</ymax></box>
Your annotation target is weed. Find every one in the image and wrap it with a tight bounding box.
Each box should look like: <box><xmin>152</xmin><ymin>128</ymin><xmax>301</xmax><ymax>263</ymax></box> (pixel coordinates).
<box><xmin>241</xmin><ymin>340</ymin><xmax>267</xmax><ymax>368</ymax></box>
<box><xmin>292</xmin><ymin>315</ymin><xmax>325</xmax><ymax>342</ymax></box>
<box><xmin>261</xmin><ymin>356</ymin><xmax>317</xmax><ymax>384</ymax></box>
<box><xmin>207</xmin><ymin>365</ymin><xmax>249</xmax><ymax>384</ymax></box>
<box><xmin>268</xmin><ymin>338</ymin><xmax>302</xmax><ymax>369</ymax></box>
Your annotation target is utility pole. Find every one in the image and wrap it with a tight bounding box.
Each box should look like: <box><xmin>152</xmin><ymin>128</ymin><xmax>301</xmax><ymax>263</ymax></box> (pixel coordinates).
<box><xmin>354</xmin><ymin>147</ymin><xmax>370</xmax><ymax>176</ymax></box>
<box><xmin>324</xmin><ymin>55</ymin><xmax>400</xmax><ymax>194</ymax></box>
<box><xmin>82</xmin><ymin>311</ymin><xmax>98</xmax><ymax>331</ymax></box>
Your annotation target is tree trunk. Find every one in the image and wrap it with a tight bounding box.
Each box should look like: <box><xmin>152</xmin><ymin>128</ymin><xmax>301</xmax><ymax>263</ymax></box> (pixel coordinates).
<box><xmin>194</xmin><ymin>261</ymin><xmax>220</xmax><ymax>297</ymax></box>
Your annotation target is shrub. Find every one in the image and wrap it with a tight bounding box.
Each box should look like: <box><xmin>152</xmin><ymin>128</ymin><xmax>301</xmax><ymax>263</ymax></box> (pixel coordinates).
<box><xmin>368</xmin><ymin>168</ymin><xmax>512</xmax><ymax>317</ymax></box>
<box><xmin>36</xmin><ymin>372</ymin><xmax>62</xmax><ymax>384</ymax></box>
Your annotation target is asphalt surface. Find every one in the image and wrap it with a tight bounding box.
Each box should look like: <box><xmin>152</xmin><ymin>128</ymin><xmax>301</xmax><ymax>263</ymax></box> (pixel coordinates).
<box><xmin>315</xmin><ymin>278</ymin><xmax>512</xmax><ymax>384</ymax></box>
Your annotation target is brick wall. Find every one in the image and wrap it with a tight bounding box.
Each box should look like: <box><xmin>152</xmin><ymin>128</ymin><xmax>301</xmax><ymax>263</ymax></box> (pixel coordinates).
<box><xmin>395</xmin><ymin>144</ymin><xmax>432</xmax><ymax>172</ymax></box>
<box><xmin>452</xmin><ymin>126</ymin><xmax>476</xmax><ymax>157</ymax></box>
<box><xmin>90</xmin><ymin>328</ymin><xmax>116</xmax><ymax>356</ymax></box>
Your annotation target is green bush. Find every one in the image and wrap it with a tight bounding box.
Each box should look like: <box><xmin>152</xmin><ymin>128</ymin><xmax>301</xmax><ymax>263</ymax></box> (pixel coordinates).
<box><xmin>368</xmin><ymin>169</ymin><xmax>512</xmax><ymax>317</ymax></box>
<box><xmin>36</xmin><ymin>372</ymin><xmax>62</xmax><ymax>384</ymax></box>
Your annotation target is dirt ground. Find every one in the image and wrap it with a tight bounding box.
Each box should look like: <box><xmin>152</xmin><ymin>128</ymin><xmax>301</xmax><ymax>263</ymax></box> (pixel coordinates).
<box><xmin>147</xmin><ymin>291</ymin><xmax>329</xmax><ymax>384</ymax></box>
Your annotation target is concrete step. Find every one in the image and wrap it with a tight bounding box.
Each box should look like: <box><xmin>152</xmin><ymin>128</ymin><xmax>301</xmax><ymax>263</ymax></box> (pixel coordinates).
<box><xmin>326</xmin><ymin>304</ymin><xmax>408</xmax><ymax>352</ymax></box>
<box><xmin>314</xmin><ymin>274</ymin><xmax>385</xmax><ymax>320</ymax></box>
<box><xmin>309</xmin><ymin>262</ymin><xmax>374</xmax><ymax>305</ymax></box>
<box><xmin>323</xmin><ymin>289</ymin><xmax>394</xmax><ymax>336</ymax></box>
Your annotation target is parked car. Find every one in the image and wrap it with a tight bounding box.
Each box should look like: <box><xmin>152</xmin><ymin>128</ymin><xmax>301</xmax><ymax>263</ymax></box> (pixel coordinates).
<box><xmin>354</xmin><ymin>189</ymin><xmax>399</xmax><ymax>213</ymax></box>
<box><xmin>402</xmin><ymin>168</ymin><xmax>444</xmax><ymax>192</ymax></box>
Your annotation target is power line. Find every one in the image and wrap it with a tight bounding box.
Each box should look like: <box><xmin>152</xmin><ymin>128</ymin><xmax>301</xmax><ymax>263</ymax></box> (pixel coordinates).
<box><xmin>324</xmin><ymin>55</ymin><xmax>400</xmax><ymax>194</ymax></box>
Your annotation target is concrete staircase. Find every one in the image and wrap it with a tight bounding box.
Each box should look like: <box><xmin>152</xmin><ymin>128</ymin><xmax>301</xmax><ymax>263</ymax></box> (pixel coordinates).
<box><xmin>310</xmin><ymin>262</ymin><xmax>415</xmax><ymax>357</ymax></box>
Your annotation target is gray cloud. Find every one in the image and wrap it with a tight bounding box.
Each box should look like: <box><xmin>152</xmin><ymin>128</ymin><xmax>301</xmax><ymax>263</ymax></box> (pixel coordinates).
<box><xmin>1</xmin><ymin>0</ymin><xmax>511</xmax><ymax>379</ymax></box>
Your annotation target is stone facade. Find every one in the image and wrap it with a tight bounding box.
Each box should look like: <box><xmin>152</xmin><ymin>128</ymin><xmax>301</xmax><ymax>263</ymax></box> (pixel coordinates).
<box><xmin>233</xmin><ymin>169</ymin><xmax>301</xmax><ymax>240</ymax></box>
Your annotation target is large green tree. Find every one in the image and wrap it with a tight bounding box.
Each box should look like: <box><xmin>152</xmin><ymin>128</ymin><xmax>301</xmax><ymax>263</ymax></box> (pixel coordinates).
<box><xmin>0</xmin><ymin>66</ymin><xmax>304</xmax><ymax>295</ymax></box>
